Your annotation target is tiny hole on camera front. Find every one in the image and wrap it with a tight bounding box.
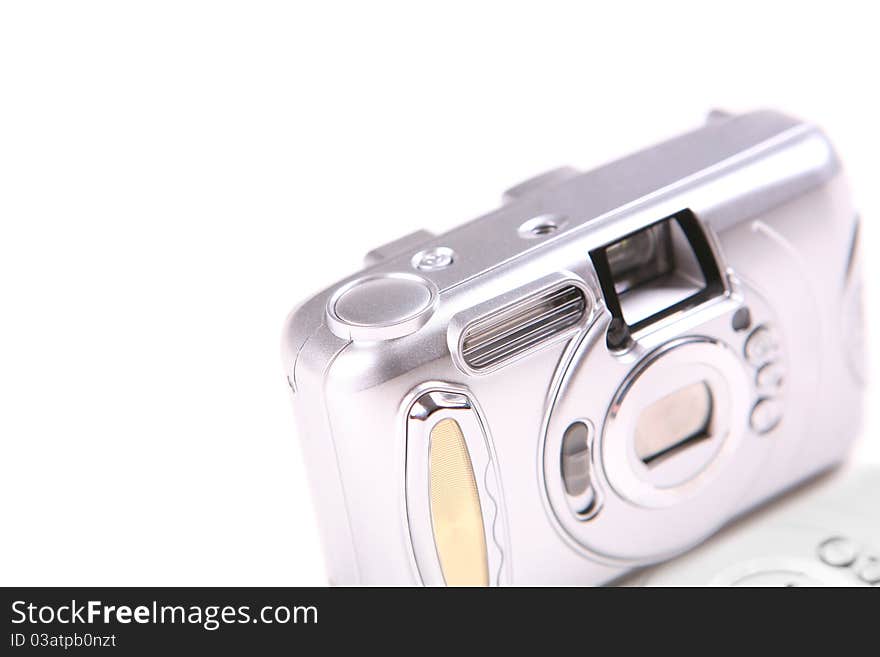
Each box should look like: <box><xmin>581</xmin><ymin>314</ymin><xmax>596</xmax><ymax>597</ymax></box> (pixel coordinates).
<box><xmin>518</xmin><ymin>214</ymin><xmax>566</xmax><ymax>239</ymax></box>
<box><xmin>732</xmin><ymin>306</ymin><xmax>751</xmax><ymax>332</ymax></box>
<box><xmin>606</xmin><ymin>317</ymin><xmax>633</xmax><ymax>352</ymax></box>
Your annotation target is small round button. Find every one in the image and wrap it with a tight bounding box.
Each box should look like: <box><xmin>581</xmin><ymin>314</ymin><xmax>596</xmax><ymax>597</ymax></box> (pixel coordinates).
<box><xmin>756</xmin><ymin>361</ymin><xmax>785</xmax><ymax>394</ymax></box>
<box><xmin>857</xmin><ymin>557</ymin><xmax>880</xmax><ymax>585</ymax></box>
<box><xmin>817</xmin><ymin>536</ymin><xmax>859</xmax><ymax>568</ymax></box>
<box><xmin>745</xmin><ymin>326</ymin><xmax>780</xmax><ymax>366</ymax></box>
<box><xmin>750</xmin><ymin>398</ymin><xmax>782</xmax><ymax>434</ymax></box>
<box><xmin>412</xmin><ymin>246</ymin><xmax>455</xmax><ymax>271</ymax></box>
<box><xmin>327</xmin><ymin>274</ymin><xmax>436</xmax><ymax>341</ymax></box>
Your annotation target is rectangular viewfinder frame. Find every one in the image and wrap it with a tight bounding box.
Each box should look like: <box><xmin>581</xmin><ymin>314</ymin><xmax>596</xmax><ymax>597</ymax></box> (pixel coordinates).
<box><xmin>590</xmin><ymin>209</ymin><xmax>726</xmax><ymax>338</ymax></box>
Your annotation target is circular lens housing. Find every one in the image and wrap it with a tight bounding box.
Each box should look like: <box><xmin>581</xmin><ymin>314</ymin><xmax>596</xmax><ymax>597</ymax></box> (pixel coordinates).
<box><xmin>541</xmin><ymin>309</ymin><xmax>775</xmax><ymax>565</ymax></box>
<box><xmin>601</xmin><ymin>337</ymin><xmax>750</xmax><ymax>509</ymax></box>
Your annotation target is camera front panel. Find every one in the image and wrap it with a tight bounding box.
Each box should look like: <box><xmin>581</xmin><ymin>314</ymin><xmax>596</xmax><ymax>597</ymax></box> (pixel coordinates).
<box><xmin>284</xmin><ymin>110</ymin><xmax>864</xmax><ymax>585</ymax></box>
<box><xmin>541</xmin><ymin>246</ymin><xmax>790</xmax><ymax>564</ymax></box>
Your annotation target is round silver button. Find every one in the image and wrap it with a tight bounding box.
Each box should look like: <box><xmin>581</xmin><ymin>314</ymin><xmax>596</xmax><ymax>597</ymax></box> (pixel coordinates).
<box><xmin>756</xmin><ymin>361</ymin><xmax>785</xmax><ymax>394</ymax></box>
<box><xmin>745</xmin><ymin>326</ymin><xmax>780</xmax><ymax>366</ymax></box>
<box><xmin>817</xmin><ymin>536</ymin><xmax>859</xmax><ymax>568</ymax></box>
<box><xmin>327</xmin><ymin>274</ymin><xmax>437</xmax><ymax>341</ymax></box>
<box><xmin>412</xmin><ymin>246</ymin><xmax>455</xmax><ymax>271</ymax></box>
<box><xmin>750</xmin><ymin>398</ymin><xmax>782</xmax><ymax>434</ymax></box>
<box><xmin>857</xmin><ymin>557</ymin><xmax>880</xmax><ymax>585</ymax></box>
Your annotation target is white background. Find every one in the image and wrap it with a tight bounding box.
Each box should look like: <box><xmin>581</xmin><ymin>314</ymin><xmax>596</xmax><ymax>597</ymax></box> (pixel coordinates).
<box><xmin>1</xmin><ymin>2</ymin><xmax>877</xmax><ymax>585</ymax></box>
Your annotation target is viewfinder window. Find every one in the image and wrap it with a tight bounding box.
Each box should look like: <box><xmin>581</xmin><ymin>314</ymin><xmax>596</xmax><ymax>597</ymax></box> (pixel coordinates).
<box><xmin>591</xmin><ymin>209</ymin><xmax>724</xmax><ymax>342</ymax></box>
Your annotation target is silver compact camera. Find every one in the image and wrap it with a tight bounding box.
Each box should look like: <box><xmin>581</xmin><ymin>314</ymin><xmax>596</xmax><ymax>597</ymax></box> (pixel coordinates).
<box><xmin>282</xmin><ymin>110</ymin><xmax>865</xmax><ymax>586</ymax></box>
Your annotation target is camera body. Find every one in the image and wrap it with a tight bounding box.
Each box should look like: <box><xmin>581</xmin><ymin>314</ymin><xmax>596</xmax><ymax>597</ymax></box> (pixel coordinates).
<box><xmin>282</xmin><ymin>110</ymin><xmax>865</xmax><ymax>585</ymax></box>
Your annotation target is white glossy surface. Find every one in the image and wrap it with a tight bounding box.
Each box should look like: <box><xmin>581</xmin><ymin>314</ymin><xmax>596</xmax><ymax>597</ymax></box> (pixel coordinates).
<box><xmin>626</xmin><ymin>467</ymin><xmax>880</xmax><ymax>587</ymax></box>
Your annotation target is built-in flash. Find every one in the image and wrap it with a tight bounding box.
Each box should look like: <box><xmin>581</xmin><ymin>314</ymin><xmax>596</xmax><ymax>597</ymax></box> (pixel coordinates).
<box><xmin>429</xmin><ymin>418</ymin><xmax>489</xmax><ymax>587</ymax></box>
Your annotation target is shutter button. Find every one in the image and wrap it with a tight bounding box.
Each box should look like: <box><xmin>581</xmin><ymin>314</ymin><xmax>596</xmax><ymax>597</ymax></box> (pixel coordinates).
<box><xmin>327</xmin><ymin>273</ymin><xmax>437</xmax><ymax>341</ymax></box>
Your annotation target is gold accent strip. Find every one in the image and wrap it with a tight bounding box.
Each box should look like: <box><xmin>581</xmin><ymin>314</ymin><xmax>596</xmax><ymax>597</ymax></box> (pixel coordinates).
<box><xmin>429</xmin><ymin>419</ymin><xmax>489</xmax><ymax>586</ymax></box>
